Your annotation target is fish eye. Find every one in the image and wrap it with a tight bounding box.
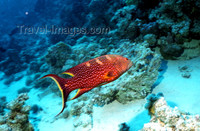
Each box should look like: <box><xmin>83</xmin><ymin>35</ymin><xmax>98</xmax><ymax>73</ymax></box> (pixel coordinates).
<box><xmin>125</xmin><ymin>58</ymin><xmax>128</xmax><ymax>60</ymax></box>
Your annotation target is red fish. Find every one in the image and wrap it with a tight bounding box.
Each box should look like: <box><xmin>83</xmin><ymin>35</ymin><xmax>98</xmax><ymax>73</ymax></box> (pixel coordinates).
<box><xmin>41</xmin><ymin>54</ymin><xmax>133</xmax><ymax>116</ymax></box>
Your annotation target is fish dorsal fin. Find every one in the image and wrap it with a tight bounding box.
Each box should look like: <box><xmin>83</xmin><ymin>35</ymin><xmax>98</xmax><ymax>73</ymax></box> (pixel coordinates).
<box><xmin>62</xmin><ymin>72</ymin><xmax>75</xmax><ymax>77</ymax></box>
<box><xmin>62</xmin><ymin>61</ymin><xmax>91</xmax><ymax>77</ymax></box>
<box><xmin>62</xmin><ymin>66</ymin><xmax>80</xmax><ymax>77</ymax></box>
<box><xmin>70</xmin><ymin>87</ymin><xmax>93</xmax><ymax>100</ymax></box>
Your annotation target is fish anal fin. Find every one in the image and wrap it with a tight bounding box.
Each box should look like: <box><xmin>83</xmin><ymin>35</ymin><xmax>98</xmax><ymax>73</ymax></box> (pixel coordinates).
<box><xmin>56</xmin><ymin>88</ymin><xmax>70</xmax><ymax>117</ymax></box>
<box><xmin>70</xmin><ymin>87</ymin><xmax>93</xmax><ymax>100</ymax></box>
<box><xmin>70</xmin><ymin>89</ymin><xmax>80</xmax><ymax>100</ymax></box>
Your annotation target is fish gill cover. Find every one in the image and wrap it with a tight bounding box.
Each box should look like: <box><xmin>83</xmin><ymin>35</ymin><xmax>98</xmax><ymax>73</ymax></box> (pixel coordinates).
<box><xmin>0</xmin><ymin>0</ymin><xmax>200</xmax><ymax>130</ymax></box>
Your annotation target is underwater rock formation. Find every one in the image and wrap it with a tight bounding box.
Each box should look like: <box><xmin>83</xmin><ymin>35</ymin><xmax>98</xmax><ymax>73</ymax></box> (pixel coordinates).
<box><xmin>142</xmin><ymin>96</ymin><xmax>200</xmax><ymax>130</ymax></box>
<box><xmin>109</xmin><ymin>0</ymin><xmax>200</xmax><ymax>59</ymax></box>
<box><xmin>110</xmin><ymin>5</ymin><xmax>141</xmax><ymax>40</ymax></box>
<box><xmin>45</xmin><ymin>41</ymin><xmax>72</xmax><ymax>71</ymax></box>
<box><xmin>0</xmin><ymin>93</ymin><xmax>33</xmax><ymax>131</ymax></box>
<box><xmin>72</xmin><ymin>36</ymin><xmax>110</xmax><ymax>64</ymax></box>
<box><xmin>144</xmin><ymin>93</ymin><xmax>164</xmax><ymax>111</ymax></box>
<box><xmin>178</xmin><ymin>39</ymin><xmax>200</xmax><ymax>60</ymax></box>
<box><xmin>115</xmin><ymin>41</ymin><xmax>161</xmax><ymax>104</ymax></box>
<box><xmin>149</xmin><ymin>0</ymin><xmax>200</xmax><ymax>59</ymax></box>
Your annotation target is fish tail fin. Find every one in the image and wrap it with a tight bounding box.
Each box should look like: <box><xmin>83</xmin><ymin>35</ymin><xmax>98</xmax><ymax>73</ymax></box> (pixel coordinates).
<box><xmin>40</xmin><ymin>74</ymin><xmax>72</xmax><ymax>117</ymax></box>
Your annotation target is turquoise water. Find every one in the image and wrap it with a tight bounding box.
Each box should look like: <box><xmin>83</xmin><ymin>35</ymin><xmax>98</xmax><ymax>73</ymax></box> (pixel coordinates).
<box><xmin>0</xmin><ymin>0</ymin><xmax>200</xmax><ymax>130</ymax></box>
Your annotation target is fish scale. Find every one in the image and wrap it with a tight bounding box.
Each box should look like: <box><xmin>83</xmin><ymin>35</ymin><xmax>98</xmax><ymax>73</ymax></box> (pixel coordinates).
<box><xmin>40</xmin><ymin>54</ymin><xmax>133</xmax><ymax>116</ymax></box>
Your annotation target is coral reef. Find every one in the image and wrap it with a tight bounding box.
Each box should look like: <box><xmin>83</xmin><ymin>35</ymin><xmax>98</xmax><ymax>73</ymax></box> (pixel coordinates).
<box><xmin>72</xmin><ymin>36</ymin><xmax>109</xmax><ymax>63</ymax></box>
<box><xmin>70</xmin><ymin>98</ymin><xmax>93</xmax><ymax>116</ymax></box>
<box><xmin>113</xmin><ymin>41</ymin><xmax>161</xmax><ymax>104</ymax></box>
<box><xmin>144</xmin><ymin>93</ymin><xmax>164</xmax><ymax>112</ymax></box>
<box><xmin>142</xmin><ymin>96</ymin><xmax>200</xmax><ymax>130</ymax></box>
<box><xmin>149</xmin><ymin>0</ymin><xmax>200</xmax><ymax>59</ymax></box>
<box><xmin>0</xmin><ymin>93</ymin><xmax>33</xmax><ymax>131</ymax></box>
<box><xmin>110</xmin><ymin>5</ymin><xmax>141</xmax><ymax>40</ymax></box>
<box><xmin>45</xmin><ymin>42</ymin><xmax>72</xmax><ymax>71</ymax></box>
<box><xmin>110</xmin><ymin>0</ymin><xmax>200</xmax><ymax>59</ymax></box>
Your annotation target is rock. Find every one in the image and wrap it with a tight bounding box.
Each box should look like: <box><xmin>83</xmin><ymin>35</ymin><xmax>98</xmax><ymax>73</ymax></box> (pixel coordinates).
<box><xmin>0</xmin><ymin>96</ymin><xmax>7</xmax><ymax>115</ymax></box>
<box><xmin>25</xmin><ymin>77</ymin><xmax>34</xmax><ymax>86</ymax></box>
<box><xmin>110</xmin><ymin>5</ymin><xmax>140</xmax><ymax>40</ymax></box>
<box><xmin>143</xmin><ymin>34</ymin><xmax>157</xmax><ymax>47</ymax></box>
<box><xmin>31</xmin><ymin>104</ymin><xmax>42</xmax><ymax>114</ymax></box>
<box><xmin>0</xmin><ymin>116</ymin><xmax>6</xmax><ymax>125</ymax></box>
<box><xmin>178</xmin><ymin>39</ymin><xmax>200</xmax><ymax>59</ymax></box>
<box><xmin>70</xmin><ymin>100</ymin><xmax>93</xmax><ymax>116</ymax></box>
<box><xmin>144</xmin><ymin>93</ymin><xmax>164</xmax><ymax>111</ymax></box>
<box><xmin>178</xmin><ymin>65</ymin><xmax>192</xmax><ymax>78</ymax></box>
<box><xmin>160</xmin><ymin>43</ymin><xmax>184</xmax><ymax>59</ymax></box>
<box><xmin>45</xmin><ymin>42</ymin><xmax>72</xmax><ymax>72</ymax></box>
<box><xmin>142</xmin><ymin>96</ymin><xmax>200</xmax><ymax>130</ymax></box>
<box><xmin>118</xmin><ymin>122</ymin><xmax>130</xmax><ymax>131</ymax></box>
<box><xmin>3</xmin><ymin>76</ymin><xmax>14</xmax><ymax>85</ymax></box>
<box><xmin>0</xmin><ymin>124</ymin><xmax>12</xmax><ymax>131</ymax></box>
<box><xmin>178</xmin><ymin>65</ymin><xmax>192</xmax><ymax>72</ymax></box>
<box><xmin>181</xmin><ymin>72</ymin><xmax>191</xmax><ymax>78</ymax></box>
<box><xmin>0</xmin><ymin>93</ymin><xmax>33</xmax><ymax>131</ymax></box>
<box><xmin>17</xmin><ymin>87</ymin><xmax>31</xmax><ymax>94</ymax></box>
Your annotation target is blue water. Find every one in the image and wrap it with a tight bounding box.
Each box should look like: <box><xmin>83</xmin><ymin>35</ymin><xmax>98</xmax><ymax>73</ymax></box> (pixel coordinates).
<box><xmin>0</xmin><ymin>0</ymin><xmax>200</xmax><ymax>130</ymax></box>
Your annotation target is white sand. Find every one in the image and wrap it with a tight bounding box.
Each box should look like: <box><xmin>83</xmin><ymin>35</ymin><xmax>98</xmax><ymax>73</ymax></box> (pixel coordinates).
<box><xmin>153</xmin><ymin>56</ymin><xmax>200</xmax><ymax>114</ymax></box>
<box><xmin>92</xmin><ymin>99</ymin><xmax>146</xmax><ymax>131</ymax></box>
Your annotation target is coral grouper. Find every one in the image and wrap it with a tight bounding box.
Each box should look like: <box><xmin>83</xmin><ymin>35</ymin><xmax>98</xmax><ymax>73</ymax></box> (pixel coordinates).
<box><xmin>41</xmin><ymin>54</ymin><xmax>133</xmax><ymax>116</ymax></box>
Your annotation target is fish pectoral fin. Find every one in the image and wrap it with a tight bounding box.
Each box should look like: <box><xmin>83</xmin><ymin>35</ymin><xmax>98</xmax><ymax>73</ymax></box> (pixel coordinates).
<box><xmin>104</xmin><ymin>71</ymin><xmax>115</xmax><ymax>79</ymax></box>
<box><xmin>70</xmin><ymin>87</ymin><xmax>93</xmax><ymax>100</ymax></box>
